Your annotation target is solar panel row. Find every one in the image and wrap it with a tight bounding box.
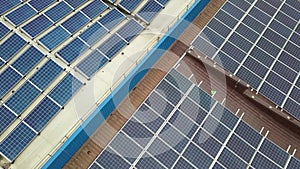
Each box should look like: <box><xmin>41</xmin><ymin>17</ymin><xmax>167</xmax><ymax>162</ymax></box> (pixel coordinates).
<box><xmin>90</xmin><ymin>68</ymin><xmax>300</xmax><ymax>169</ymax></box>
<box><xmin>191</xmin><ymin>0</ymin><xmax>300</xmax><ymax>120</ymax></box>
<box><xmin>137</xmin><ymin>0</ymin><xmax>164</xmax><ymax>24</ymax></box>
<box><xmin>119</xmin><ymin>0</ymin><xmax>143</xmax><ymax>13</ymax></box>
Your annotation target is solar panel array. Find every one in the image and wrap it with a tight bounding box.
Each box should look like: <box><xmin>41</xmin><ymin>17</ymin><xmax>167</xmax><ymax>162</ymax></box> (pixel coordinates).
<box><xmin>191</xmin><ymin>0</ymin><xmax>300</xmax><ymax>120</ymax></box>
<box><xmin>89</xmin><ymin>68</ymin><xmax>300</xmax><ymax>169</ymax></box>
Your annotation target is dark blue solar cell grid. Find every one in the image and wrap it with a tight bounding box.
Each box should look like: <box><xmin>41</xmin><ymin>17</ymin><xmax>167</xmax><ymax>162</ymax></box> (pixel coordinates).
<box><xmin>49</xmin><ymin>74</ymin><xmax>83</xmax><ymax>106</ymax></box>
<box><xmin>174</xmin><ymin>158</ymin><xmax>195</xmax><ymax>169</ymax></box>
<box><xmin>213</xmin><ymin>163</ymin><xmax>225</xmax><ymax>169</ymax></box>
<box><xmin>235</xmin><ymin>121</ymin><xmax>262</xmax><ymax>148</ymax></box>
<box><xmin>221</xmin><ymin>42</ymin><xmax>246</xmax><ymax>63</ymax></box>
<box><xmin>0</xmin><ymin>59</ymin><xmax>4</xmax><ymax>68</ymax></box>
<box><xmin>159</xmin><ymin>124</ymin><xmax>188</xmax><ymax>153</ymax></box>
<box><xmin>11</xmin><ymin>46</ymin><xmax>44</xmax><ymax>75</ymax></box>
<box><xmin>218</xmin><ymin>148</ymin><xmax>248</xmax><ymax>169</ymax></box>
<box><xmin>29</xmin><ymin>60</ymin><xmax>63</xmax><ymax>90</ymax></box>
<box><xmin>229</xmin><ymin>33</ymin><xmax>253</xmax><ymax>52</ymax></box>
<box><xmin>0</xmin><ymin>122</ymin><xmax>36</xmax><ymax>162</ymax></box>
<box><xmin>45</xmin><ymin>1</ymin><xmax>73</xmax><ymax>23</ymax></box>
<box><xmin>269</xmin><ymin>20</ymin><xmax>292</xmax><ymax>38</ymax></box>
<box><xmin>211</xmin><ymin>103</ymin><xmax>238</xmax><ymax>129</ymax></box>
<box><xmin>266</xmin><ymin>71</ymin><xmax>291</xmax><ymax>94</ymax></box>
<box><xmin>57</xmin><ymin>38</ymin><xmax>89</xmax><ymax>64</ymax></box>
<box><xmin>263</xmin><ymin>28</ymin><xmax>286</xmax><ymax>48</ymax></box>
<box><xmin>284</xmin><ymin>42</ymin><xmax>299</xmax><ymax>59</ymax></box>
<box><xmin>98</xmin><ymin>8</ymin><xmax>125</xmax><ymax>30</ymax></box>
<box><xmin>222</xmin><ymin>2</ymin><xmax>244</xmax><ymax>20</ymax></box>
<box><xmin>252</xmin><ymin>153</ymin><xmax>281</xmax><ymax>169</ymax></box>
<box><xmin>62</xmin><ymin>12</ymin><xmax>89</xmax><ymax>34</ymax></box>
<box><xmin>188</xmin><ymin>86</ymin><xmax>216</xmax><ymax>111</ymax></box>
<box><xmin>89</xmin><ymin>163</ymin><xmax>101</xmax><ymax>169</ymax></box>
<box><xmin>156</xmin><ymin>0</ymin><xmax>169</xmax><ymax>6</ymax></box>
<box><xmin>134</xmin><ymin>106</ymin><xmax>164</xmax><ymax>133</ymax></box>
<box><xmin>215</xmin><ymin>51</ymin><xmax>240</xmax><ymax>73</ymax></box>
<box><xmin>156</xmin><ymin>80</ymin><xmax>183</xmax><ymax>106</ymax></box>
<box><xmin>207</xmin><ymin>18</ymin><xmax>231</xmax><ymax>38</ymax></box>
<box><xmin>290</xmin><ymin>33</ymin><xmax>300</xmax><ymax>47</ymax></box>
<box><xmin>260</xmin><ymin>139</ymin><xmax>289</xmax><ymax>167</ymax></box>
<box><xmin>6</xmin><ymin>4</ymin><xmax>36</xmax><ymax>26</ymax></box>
<box><xmin>287</xmin><ymin>157</ymin><xmax>300</xmax><ymax>169</ymax></box>
<box><xmin>236</xmin><ymin>23</ymin><xmax>259</xmax><ymax>43</ymax></box>
<box><xmin>243</xmin><ymin>56</ymin><xmax>268</xmax><ymax>78</ymax></box>
<box><xmin>76</xmin><ymin>50</ymin><xmax>109</xmax><ymax>78</ymax></box>
<box><xmin>202</xmin><ymin>116</ymin><xmax>230</xmax><ymax>143</ymax></box>
<box><xmin>0</xmin><ymin>33</ymin><xmax>27</xmax><ymax>62</ymax></box>
<box><xmin>98</xmin><ymin>33</ymin><xmax>127</xmax><ymax>59</ymax></box>
<box><xmin>290</xmin><ymin>87</ymin><xmax>300</xmax><ymax>104</ymax></box>
<box><xmin>24</xmin><ymin>97</ymin><xmax>61</xmax><ymax>132</ymax></box>
<box><xmin>250</xmin><ymin>47</ymin><xmax>274</xmax><ymax>67</ymax></box>
<box><xmin>119</xmin><ymin>0</ymin><xmax>143</xmax><ymax>13</ymax></box>
<box><xmin>29</xmin><ymin>0</ymin><xmax>55</xmax><ymax>11</ymax></box>
<box><xmin>148</xmin><ymin>138</ymin><xmax>179</xmax><ymax>168</ymax></box>
<box><xmin>0</xmin><ymin>67</ymin><xmax>22</xmax><ymax>99</ymax></box>
<box><xmin>0</xmin><ymin>106</ymin><xmax>16</xmax><ymax>134</ymax></box>
<box><xmin>263</xmin><ymin>0</ymin><xmax>282</xmax><ymax>8</ymax></box>
<box><xmin>229</xmin><ymin>0</ymin><xmax>251</xmax><ymax>11</ymax></box>
<box><xmin>39</xmin><ymin>26</ymin><xmax>70</xmax><ymax>51</ymax></box>
<box><xmin>117</xmin><ymin>19</ymin><xmax>144</xmax><ymax>42</ymax></box>
<box><xmin>0</xmin><ymin>22</ymin><xmax>10</xmax><ymax>40</ymax></box>
<box><xmin>192</xmin><ymin>36</ymin><xmax>217</xmax><ymax>58</ymax></box>
<box><xmin>145</xmin><ymin>92</ymin><xmax>174</xmax><ymax>119</ymax></box>
<box><xmin>260</xmin><ymin>82</ymin><xmax>286</xmax><ymax>106</ymax></box>
<box><xmin>79</xmin><ymin>22</ymin><xmax>108</xmax><ymax>46</ymax></box>
<box><xmin>5</xmin><ymin>81</ymin><xmax>40</xmax><ymax>115</ymax></box>
<box><xmin>272</xmin><ymin>61</ymin><xmax>297</xmax><ymax>83</ymax></box>
<box><xmin>137</xmin><ymin>0</ymin><xmax>163</xmax><ymax>24</ymax></box>
<box><xmin>22</xmin><ymin>15</ymin><xmax>53</xmax><ymax>38</ymax></box>
<box><xmin>136</xmin><ymin>153</ymin><xmax>165</xmax><ymax>169</ymax></box>
<box><xmin>227</xmin><ymin>134</ymin><xmax>255</xmax><ymax>162</ymax></box>
<box><xmin>284</xmin><ymin>98</ymin><xmax>300</xmax><ymax>121</ymax></box>
<box><xmin>122</xmin><ymin>119</ymin><xmax>153</xmax><ymax>147</ymax></box>
<box><xmin>165</xmin><ymin>69</ymin><xmax>192</xmax><ymax>93</ymax></box>
<box><xmin>281</xmin><ymin>4</ymin><xmax>300</xmax><ymax>21</ymax></box>
<box><xmin>255</xmin><ymin>0</ymin><xmax>277</xmax><ymax>16</ymax></box>
<box><xmin>65</xmin><ymin>0</ymin><xmax>86</xmax><ymax>8</ymax></box>
<box><xmin>215</xmin><ymin>10</ymin><xmax>238</xmax><ymax>29</ymax></box>
<box><xmin>81</xmin><ymin>0</ymin><xmax>108</xmax><ymax>19</ymax></box>
<box><xmin>275</xmin><ymin>11</ymin><xmax>297</xmax><ymax>30</ymax></box>
<box><xmin>242</xmin><ymin>15</ymin><xmax>265</xmax><ymax>34</ymax></box>
<box><xmin>179</xmin><ymin>98</ymin><xmax>207</xmax><ymax>125</ymax></box>
<box><xmin>249</xmin><ymin>6</ymin><xmax>271</xmax><ymax>25</ymax></box>
<box><xmin>96</xmin><ymin>147</ymin><xmax>131</xmax><ymax>169</ymax></box>
<box><xmin>110</xmin><ymin>132</ymin><xmax>142</xmax><ymax>163</ymax></box>
<box><xmin>0</xmin><ymin>0</ymin><xmax>20</xmax><ymax>15</ymax></box>
<box><xmin>200</xmin><ymin>27</ymin><xmax>225</xmax><ymax>48</ymax></box>
<box><xmin>236</xmin><ymin>66</ymin><xmax>262</xmax><ymax>89</ymax></box>
<box><xmin>193</xmin><ymin>129</ymin><xmax>222</xmax><ymax>157</ymax></box>
<box><xmin>183</xmin><ymin>143</ymin><xmax>213</xmax><ymax>168</ymax></box>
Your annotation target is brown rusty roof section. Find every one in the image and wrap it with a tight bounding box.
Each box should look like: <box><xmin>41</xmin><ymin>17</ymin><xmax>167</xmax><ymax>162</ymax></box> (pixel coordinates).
<box><xmin>64</xmin><ymin>0</ymin><xmax>300</xmax><ymax>168</ymax></box>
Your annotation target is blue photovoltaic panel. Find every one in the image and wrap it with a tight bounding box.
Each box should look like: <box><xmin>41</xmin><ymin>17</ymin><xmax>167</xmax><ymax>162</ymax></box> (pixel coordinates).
<box><xmin>79</xmin><ymin>22</ymin><xmax>108</xmax><ymax>46</ymax></box>
<box><xmin>11</xmin><ymin>46</ymin><xmax>44</xmax><ymax>75</ymax></box>
<box><xmin>0</xmin><ymin>59</ymin><xmax>4</xmax><ymax>68</ymax></box>
<box><xmin>29</xmin><ymin>0</ymin><xmax>55</xmax><ymax>11</ymax></box>
<box><xmin>5</xmin><ymin>82</ymin><xmax>41</xmax><ymax>115</ymax></box>
<box><xmin>0</xmin><ymin>0</ymin><xmax>20</xmax><ymax>15</ymax></box>
<box><xmin>24</xmin><ymin>97</ymin><xmax>61</xmax><ymax>132</ymax></box>
<box><xmin>156</xmin><ymin>0</ymin><xmax>169</xmax><ymax>6</ymax></box>
<box><xmin>0</xmin><ymin>122</ymin><xmax>36</xmax><ymax>162</ymax></box>
<box><xmin>76</xmin><ymin>50</ymin><xmax>109</xmax><ymax>78</ymax></box>
<box><xmin>0</xmin><ymin>67</ymin><xmax>22</xmax><ymax>98</ymax></box>
<box><xmin>81</xmin><ymin>0</ymin><xmax>108</xmax><ymax>19</ymax></box>
<box><xmin>137</xmin><ymin>0</ymin><xmax>163</xmax><ymax>24</ymax></box>
<box><xmin>98</xmin><ymin>8</ymin><xmax>125</xmax><ymax>30</ymax></box>
<box><xmin>6</xmin><ymin>4</ymin><xmax>36</xmax><ymax>26</ymax></box>
<box><xmin>0</xmin><ymin>33</ymin><xmax>27</xmax><ymax>62</ymax></box>
<box><xmin>0</xmin><ymin>106</ymin><xmax>16</xmax><ymax>134</ymax></box>
<box><xmin>57</xmin><ymin>38</ymin><xmax>89</xmax><ymax>64</ymax></box>
<box><xmin>65</xmin><ymin>0</ymin><xmax>86</xmax><ymax>8</ymax></box>
<box><xmin>96</xmin><ymin>147</ymin><xmax>131</xmax><ymax>168</ymax></box>
<box><xmin>288</xmin><ymin>157</ymin><xmax>300</xmax><ymax>169</ymax></box>
<box><xmin>29</xmin><ymin>60</ymin><xmax>63</xmax><ymax>90</ymax></box>
<box><xmin>117</xmin><ymin>19</ymin><xmax>144</xmax><ymax>42</ymax></box>
<box><xmin>49</xmin><ymin>74</ymin><xmax>83</xmax><ymax>106</ymax></box>
<box><xmin>61</xmin><ymin>12</ymin><xmax>89</xmax><ymax>34</ymax></box>
<box><xmin>22</xmin><ymin>15</ymin><xmax>53</xmax><ymax>38</ymax></box>
<box><xmin>119</xmin><ymin>0</ymin><xmax>143</xmax><ymax>13</ymax></box>
<box><xmin>45</xmin><ymin>1</ymin><xmax>73</xmax><ymax>23</ymax></box>
<box><xmin>98</xmin><ymin>33</ymin><xmax>127</xmax><ymax>59</ymax></box>
<box><xmin>0</xmin><ymin>23</ymin><xmax>10</xmax><ymax>39</ymax></box>
<box><xmin>39</xmin><ymin>26</ymin><xmax>70</xmax><ymax>51</ymax></box>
